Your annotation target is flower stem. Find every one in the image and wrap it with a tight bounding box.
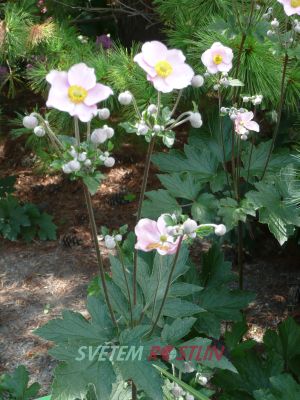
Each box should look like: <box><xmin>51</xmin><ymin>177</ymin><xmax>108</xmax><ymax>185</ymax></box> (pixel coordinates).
<box><xmin>74</xmin><ymin>116</ymin><xmax>80</xmax><ymax>145</ymax></box>
<box><xmin>133</xmin><ymin>137</ymin><xmax>156</xmax><ymax>307</ymax></box>
<box><xmin>148</xmin><ymin>236</ymin><xmax>184</xmax><ymax>336</ymax></box>
<box><xmin>170</xmin><ymin>89</ymin><xmax>183</xmax><ymax>117</ymax></box>
<box><xmin>261</xmin><ymin>52</ymin><xmax>289</xmax><ymax>180</ymax></box>
<box><xmin>83</xmin><ymin>185</ymin><xmax>118</xmax><ymax>328</ymax></box>
<box><xmin>116</xmin><ymin>243</ymin><xmax>133</xmax><ymax>326</ymax></box>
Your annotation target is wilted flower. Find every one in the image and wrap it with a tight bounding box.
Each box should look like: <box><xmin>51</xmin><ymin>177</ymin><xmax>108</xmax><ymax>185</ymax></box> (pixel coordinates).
<box><xmin>201</xmin><ymin>42</ymin><xmax>233</xmax><ymax>74</ymax></box>
<box><xmin>134</xmin><ymin>40</ymin><xmax>194</xmax><ymax>93</ymax></box>
<box><xmin>277</xmin><ymin>0</ymin><xmax>300</xmax><ymax>16</ymax></box>
<box><xmin>96</xmin><ymin>34</ymin><xmax>112</xmax><ymax>50</ymax></box>
<box><xmin>135</xmin><ymin>215</ymin><xmax>180</xmax><ymax>255</ymax></box>
<box><xmin>46</xmin><ymin>63</ymin><xmax>113</xmax><ymax>122</ymax></box>
<box><xmin>234</xmin><ymin>111</ymin><xmax>260</xmax><ymax>138</ymax></box>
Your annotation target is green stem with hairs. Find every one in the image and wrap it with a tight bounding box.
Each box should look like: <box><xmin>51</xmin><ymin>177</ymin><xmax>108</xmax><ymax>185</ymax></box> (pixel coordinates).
<box><xmin>148</xmin><ymin>236</ymin><xmax>184</xmax><ymax>336</ymax></box>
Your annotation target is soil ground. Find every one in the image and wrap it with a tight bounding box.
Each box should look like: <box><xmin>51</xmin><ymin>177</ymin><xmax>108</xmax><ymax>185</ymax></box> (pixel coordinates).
<box><xmin>1</xmin><ymin>136</ymin><xmax>300</xmax><ymax>394</ymax></box>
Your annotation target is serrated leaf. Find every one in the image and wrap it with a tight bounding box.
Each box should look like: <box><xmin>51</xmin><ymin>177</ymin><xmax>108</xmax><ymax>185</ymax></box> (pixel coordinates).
<box><xmin>254</xmin><ymin>374</ymin><xmax>300</xmax><ymax>400</ymax></box>
<box><xmin>142</xmin><ymin>189</ymin><xmax>181</xmax><ymax>219</ymax></box>
<box><xmin>157</xmin><ymin>173</ymin><xmax>202</xmax><ymax>201</ymax></box>
<box><xmin>161</xmin><ymin>318</ymin><xmax>196</xmax><ymax>344</ymax></box>
<box><xmin>83</xmin><ymin>173</ymin><xmax>104</xmax><ymax>195</ymax></box>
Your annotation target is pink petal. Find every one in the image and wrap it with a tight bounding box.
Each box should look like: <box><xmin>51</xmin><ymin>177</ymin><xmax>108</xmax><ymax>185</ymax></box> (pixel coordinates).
<box><xmin>84</xmin><ymin>83</ymin><xmax>113</xmax><ymax>106</ymax></box>
<box><xmin>135</xmin><ymin>219</ymin><xmax>160</xmax><ymax>246</ymax></box>
<box><xmin>134</xmin><ymin>53</ymin><xmax>157</xmax><ymax>78</ymax></box>
<box><xmin>206</xmin><ymin>64</ymin><xmax>219</xmax><ymax>74</ymax></box>
<box><xmin>245</xmin><ymin>120</ymin><xmax>260</xmax><ymax>132</ymax></box>
<box><xmin>46</xmin><ymin>86</ymin><xmax>74</xmax><ymax>113</ymax></box>
<box><xmin>201</xmin><ymin>49</ymin><xmax>213</xmax><ymax>67</ymax></box>
<box><xmin>165</xmin><ymin>63</ymin><xmax>194</xmax><ymax>89</ymax></box>
<box><xmin>151</xmin><ymin>76</ymin><xmax>173</xmax><ymax>93</ymax></box>
<box><xmin>68</xmin><ymin>63</ymin><xmax>96</xmax><ymax>90</ymax></box>
<box><xmin>166</xmin><ymin>49</ymin><xmax>186</xmax><ymax>65</ymax></box>
<box><xmin>242</xmin><ymin>111</ymin><xmax>254</xmax><ymax>122</ymax></box>
<box><xmin>141</xmin><ymin>41</ymin><xmax>168</xmax><ymax>66</ymax></box>
<box><xmin>70</xmin><ymin>103</ymin><xmax>97</xmax><ymax>122</ymax></box>
<box><xmin>157</xmin><ymin>215</ymin><xmax>168</xmax><ymax>235</ymax></box>
<box><xmin>46</xmin><ymin>70</ymin><xmax>68</xmax><ymax>85</ymax></box>
<box><xmin>217</xmin><ymin>62</ymin><xmax>233</xmax><ymax>73</ymax></box>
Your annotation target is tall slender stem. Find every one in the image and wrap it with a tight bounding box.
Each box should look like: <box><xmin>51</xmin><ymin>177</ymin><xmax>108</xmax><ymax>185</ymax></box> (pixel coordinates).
<box><xmin>83</xmin><ymin>185</ymin><xmax>118</xmax><ymax>328</ymax></box>
<box><xmin>116</xmin><ymin>243</ymin><xmax>133</xmax><ymax>326</ymax></box>
<box><xmin>170</xmin><ymin>90</ymin><xmax>183</xmax><ymax>117</ymax></box>
<box><xmin>148</xmin><ymin>236</ymin><xmax>184</xmax><ymax>336</ymax></box>
<box><xmin>74</xmin><ymin>116</ymin><xmax>80</xmax><ymax>145</ymax></box>
<box><xmin>261</xmin><ymin>52</ymin><xmax>289</xmax><ymax>179</ymax></box>
<box><xmin>133</xmin><ymin>137</ymin><xmax>156</xmax><ymax>306</ymax></box>
<box><xmin>238</xmin><ymin>221</ymin><xmax>243</xmax><ymax>289</ymax></box>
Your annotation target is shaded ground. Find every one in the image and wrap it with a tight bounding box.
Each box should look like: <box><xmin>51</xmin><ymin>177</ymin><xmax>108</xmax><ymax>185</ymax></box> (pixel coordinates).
<box><xmin>0</xmin><ymin>138</ymin><xmax>300</xmax><ymax>394</ymax></box>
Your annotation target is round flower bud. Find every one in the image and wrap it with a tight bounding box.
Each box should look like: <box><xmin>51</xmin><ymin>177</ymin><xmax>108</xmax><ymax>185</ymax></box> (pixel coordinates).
<box><xmin>147</xmin><ymin>104</ymin><xmax>158</xmax><ymax>115</ymax></box>
<box><xmin>137</xmin><ymin>122</ymin><xmax>149</xmax><ymax>135</ymax></box>
<box><xmin>23</xmin><ymin>115</ymin><xmax>39</xmax><ymax>129</ymax></box>
<box><xmin>220</xmin><ymin>77</ymin><xmax>230</xmax><ymax>87</ymax></box>
<box><xmin>220</xmin><ymin>107</ymin><xmax>227</xmax><ymax>114</ymax></box>
<box><xmin>115</xmin><ymin>234</ymin><xmax>122</xmax><ymax>242</ymax></box>
<box><xmin>98</xmin><ymin>108</ymin><xmax>110</xmax><ymax>120</ymax></box>
<box><xmin>34</xmin><ymin>126</ymin><xmax>46</xmax><ymax>137</ymax></box>
<box><xmin>62</xmin><ymin>164</ymin><xmax>72</xmax><ymax>174</ymax></box>
<box><xmin>105</xmin><ymin>235</ymin><xmax>116</xmax><ymax>249</ymax></box>
<box><xmin>215</xmin><ymin>224</ymin><xmax>226</xmax><ymax>236</ymax></box>
<box><xmin>78</xmin><ymin>152</ymin><xmax>87</xmax><ymax>162</ymax></box>
<box><xmin>204</xmin><ymin>71</ymin><xmax>210</xmax><ymax>78</ymax></box>
<box><xmin>213</xmin><ymin>84</ymin><xmax>220</xmax><ymax>91</ymax></box>
<box><xmin>267</xmin><ymin>30</ymin><xmax>274</xmax><ymax>37</ymax></box>
<box><xmin>271</xmin><ymin>18</ymin><xmax>279</xmax><ymax>28</ymax></box>
<box><xmin>118</xmin><ymin>91</ymin><xmax>133</xmax><ymax>105</ymax></box>
<box><xmin>294</xmin><ymin>24</ymin><xmax>300</xmax><ymax>33</ymax></box>
<box><xmin>68</xmin><ymin>159</ymin><xmax>81</xmax><ymax>172</ymax></box>
<box><xmin>189</xmin><ymin>112</ymin><xmax>203</xmax><ymax>128</ymax></box>
<box><xmin>241</xmin><ymin>134</ymin><xmax>248</xmax><ymax>141</ymax></box>
<box><xmin>252</xmin><ymin>95</ymin><xmax>263</xmax><ymax>105</ymax></box>
<box><xmin>103</xmin><ymin>125</ymin><xmax>114</xmax><ymax>139</ymax></box>
<box><xmin>84</xmin><ymin>159</ymin><xmax>92</xmax><ymax>167</ymax></box>
<box><xmin>230</xmin><ymin>113</ymin><xmax>237</xmax><ymax>121</ymax></box>
<box><xmin>191</xmin><ymin>74</ymin><xmax>204</xmax><ymax>88</ymax></box>
<box><xmin>242</xmin><ymin>96</ymin><xmax>250</xmax><ymax>103</ymax></box>
<box><xmin>197</xmin><ymin>375</ymin><xmax>208</xmax><ymax>386</ymax></box>
<box><xmin>69</xmin><ymin>146</ymin><xmax>78</xmax><ymax>158</ymax></box>
<box><xmin>153</xmin><ymin>124</ymin><xmax>162</xmax><ymax>133</ymax></box>
<box><xmin>104</xmin><ymin>157</ymin><xmax>115</xmax><ymax>167</ymax></box>
<box><xmin>99</xmin><ymin>155</ymin><xmax>106</xmax><ymax>161</ymax></box>
<box><xmin>186</xmin><ymin>395</ymin><xmax>195</xmax><ymax>400</ymax></box>
<box><xmin>183</xmin><ymin>219</ymin><xmax>198</xmax><ymax>235</ymax></box>
<box><xmin>171</xmin><ymin>384</ymin><xmax>185</xmax><ymax>397</ymax></box>
<box><xmin>91</xmin><ymin>128</ymin><xmax>107</xmax><ymax>145</ymax></box>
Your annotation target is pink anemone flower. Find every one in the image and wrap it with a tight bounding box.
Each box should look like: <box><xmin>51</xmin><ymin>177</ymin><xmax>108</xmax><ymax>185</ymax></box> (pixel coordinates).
<box><xmin>134</xmin><ymin>41</ymin><xmax>194</xmax><ymax>93</ymax></box>
<box><xmin>201</xmin><ymin>42</ymin><xmax>233</xmax><ymax>74</ymax></box>
<box><xmin>135</xmin><ymin>215</ymin><xmax>180</xmax><ymax>255</ymax></box>
<box><xmin>46</xmin><ymin>63</ymin><xmax>113</xmax><ymax>122</ymax></box>
<box><xmin>278</xmin><ymin>0</ymin><xmax>300</xmax><ymax>16</ymax></box>
<box><xmin>234</xmin><ymin>111</ymin><xmax>260</xmax><ymax>136</ymax></box>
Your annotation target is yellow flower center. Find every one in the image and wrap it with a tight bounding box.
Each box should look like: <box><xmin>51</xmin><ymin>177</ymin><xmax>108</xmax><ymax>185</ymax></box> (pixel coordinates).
<box><xmin>155</xmin><ymin>60</ymin><xmax>173</xmax><ymax>78</ymax></box>
<box><xmin>291</xmin><ymin>0</ymin><xmax>300</xmax><ymax>7</ymax></box>
<box><xmin>213</xmin><ymin>54</ymin><xmax>223</xmax><ymax>65</ymax></box>
<box><xmin>68</xmin><ymin>85</ymin><xmax>87</xmax><ymax>104</ymax></box>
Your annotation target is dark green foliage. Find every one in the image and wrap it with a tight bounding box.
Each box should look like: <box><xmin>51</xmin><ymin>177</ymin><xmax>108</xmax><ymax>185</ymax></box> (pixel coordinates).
<box><xmin>0</xmin><ymin>176</ymin><xmax>57</xmax><ymax>241</ymax></box>
<box><xmin>0</xmin><ymin>366</ymin><xmax>40</xmax><ymax>400</ymax></box>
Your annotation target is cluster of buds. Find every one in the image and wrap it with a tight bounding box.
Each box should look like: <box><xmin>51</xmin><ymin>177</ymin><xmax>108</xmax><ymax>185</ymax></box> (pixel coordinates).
<box><xmin>242</xmin><ymin>94</ymin><xmax>263</xmax><ymax>106</ymax></box>
<box><xmin>23</xmin><ymin>114</ymin><xmax>46</xmax><ymax>137</ymax></box>
<box><xmin>77</xmin><ymin>35</ymin><xmax>88</xmax><ymax>44</ymax></box>
<box><xmin>101</xmin><ymin>225</ymin><xmax>127</xmax><ymax>249</ymax></box>
<box><xmin>62</xmin><ymin>146</ymin><xmax>92</xmax><ymax>174</ymax></box>
<box><xmin>220</xmin><ymin>106</ymin><xmax>247</xmax><ymax>120</ymax></box>
<box><xmin>118</xmin><ymin>90</ymin><xmax>203</xmax><ymax>147</ymax></box>
<box><xmin>263</xmin><ymin>7</ymin><xmax>273</xmax><ymax>20</ymax></box>
<box><xmin>267</xmin><ymin>18</ymin><xmax>280</xmax><ymax>36</ymax></box>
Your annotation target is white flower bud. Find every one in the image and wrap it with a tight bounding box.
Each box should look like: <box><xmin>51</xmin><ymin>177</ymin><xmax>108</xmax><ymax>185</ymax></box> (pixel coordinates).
<box><xmin>294</xmin><ymin>24</ymin><xmax>300</xmax><ymax>33</ymax></box>
<box><xmin>189</xmin><ymin>112</ymin><xmax>203</xmax><ymax>128</ymax></box>
<box><xmin>23</xmin><ymin>115</ymin><xmax>39</xmax><ymax>129</ymax></box>
<box><xmin>69</xmin><ymin>146</ymin><xmax>78</xmax><ymax>158</ymax></box>
<box><xmin>242</xmin><ymin>96</ymin><xmax>250</xmax><ymax>103</ymax></box>
<box><xmin>147</xmin><ymin>104</ymin><xmax>158</xmax><ymax>114</ymax></box>
<box><xmin>98</xmin><ymin>108</ymin><xmax>110</xmax><ymax>120</ymax></box>
<box><xmin>137</xmin><ymin>122</ymin><xmax>149</xmax><ymax>135</ymax></box>
<box><xmin>118</xmin><ymin>91</ymin><xmax>133</xmax><ymax>105</ymax></box>
<box><xmin>91</xmin><ymin>128</ymin><xmax>107</xmax><ymax>144</ymax></box>
<box><xmin>220</xmin><ymin>107</ymin><xmax>227</xmax><ymax>113</ymax></box>
<box><xmin>230</xmin><ymin>113</ymin><xmax>237</xmax><ymax>121</ymax></box>
<box><xmin>115</xmin><ymin>234</ymin><xmax>122</xmax><ymax>242</ymax></box>
<box><xmin>191</xmin><ymin>74</ymin><xmax>204</xmax><ymax>88</ymax></box>
<box><xmin>105</xmin><ymin>235</ymin><xmax>116</xmax><ymax>249</ymax></box>
<box><xmin>183</xmin><ymin>219</ymin><xmax>198</xmax><ymax>235</ymax></box>
<box><xmin>84</xmin><ymin>159</ymin><xmax>92</xmax><ymax>167</ymax></box>
<box><xmin>163</xmin><ymin>136</ymin><xmax>175</xmax><ymax>147</ymax></box>
<box><xmin>183</xmin><ymin>361</ymin><xmax>195</xmax><ymax>373</ymax></box>
<box><xmin>68</xmin><ymin>159</ymin><xmax>81</xmax><ymax>172</ymax></box>
<box><xmin>166</xmin><ymin>226</ymin><xmax>177</xmax><ymax>236</ymax></box>
<box><xmin>99</xmin><ymin>155</ymin><xmax>106</xmax><ymax>161</ymax></box>
<box><xmin>271</xmin><ymin>18</ymin><xmax>279</xmax><ymax>28</ymax></box>
<box><xmin>197</xmin><ymin>375</ymin><xmax>208</xmax><ymax>386</ymax></box>
<box><xmin>241</xmin><ymin>134</ymin><xmax>248</xmax><ymax>141</ymax></box>
<box><xmin>62</xmin><ymin>164</ymin><xmax>72</xmax><ymax>174</ymax></box>
<box><xmin>215</xmin><ymin>224</ymin><xmax>226</xmax><ymax>236</ymax></box>
<box><xmin>171</xmin><ymin>384</ymin><xmax>185</xmax><ymax>398</ymax></box>
<box><xmin>186</xmin><ymin>395</ymin><xmax>195</xmax><ymax>400</ymax></box>
<box><xmin>33</xmin><ymin>126</ymin><xmax>46</xmax><ymax>137</ymax></box>
<box><xmin>103</xmin><ymin>125</ymin><xmax>114</xmax><ymax>139</ymax></box>
<box><xmin>213</xmin><ymin>84</ymin><xmax>220</xmax><ymax>91</ymax></box>
<box><xmin>153</xmin><ymin>124</ymin><xmax>162</xmax><ymax>133</ymax></box>
<box><xmin>220</xmin><ymin>77</ymin><xmax>230</xmax><ymax>87</ymax></box>
<box><xmin>252</xmin><ymin>95</ymin><xmax>263</xmax><ymax>105</ymax></box>
<box><xmin>78</xmin><ymin>152</ymin><xmax>87</xmax><ymax>162</ymax></box>
<box><xmin>267</xmin><ymin>30</ymin><xmax>275</xmax><ymax>37</ymax></box>
<box><xmin>104</xmin><ymin>157</ymin><xmax>115</xmax><ymax>167</ymax></box>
